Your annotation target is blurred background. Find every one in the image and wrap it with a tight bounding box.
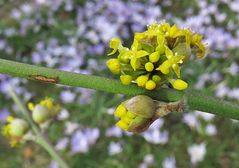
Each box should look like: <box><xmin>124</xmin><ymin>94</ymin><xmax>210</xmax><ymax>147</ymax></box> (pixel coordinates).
<box><xmin>0</xmin><ymin>0</ymin><xmax>239</xmax><ymax>167</ymax></box>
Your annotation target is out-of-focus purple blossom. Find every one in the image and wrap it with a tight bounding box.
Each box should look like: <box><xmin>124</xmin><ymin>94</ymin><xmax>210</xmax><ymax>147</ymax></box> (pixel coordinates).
<box><xmin>70</xmin><ymin>128</ymin><xmax>100</xmax><ymax>154</ymax></box>
<box><xmin>55</xmin><ymin>137</ymin><xmax>69</xmax><ymax>151</ymax></box>
<box><xmin>108</xmin><ymin>142</ymin><xmax>122</xmax><ymax>156</ymax></box>
<box><xmin>76</xmin><ymin>88</ymin><xmax>95</xmax><ymax>104</ymax></box>
<box><xmin>0</xmin><ymin>40</ymin><xmax>6</xmax><ymax>50</ymax></box>
<box><xmin>20</xmin><ymin>3</ymin><xmax>33</xmax><ymax>15</ymax></box>
<box><xmin>105</xmin><ymin>126</ymin><xmax>123</xmax><ymax>138</ymax></box>
<box><xmin>142</xmin><ymin>119</ymin><xmax>169</xmax><ymax>144</ymax></box>
<box><xmin>228</xmin><ymin>88</ymin><xmax>239</xmax><ymax>100</ymax></box>
<box><xmin>183</xmin><ymin>113</ymin><xmax>199</xmax><ymax>129</ymax></box>
<box><xmin>71</xmin><ymin>130</ymin><xmax>90</xmax><ymax>154</ymax></box>
<box><xmin>228</xmin><ymin>63</ymin><xmax>239</xmax><ymax>76</ymax></box>
<box><xmin>188</xmin><ymin>143</ymin><xmax>206</xmax><ymax>165</ymax></box>
<box><xmin>49</xmin><ymin>160</ymin><xmax>59</xmax><ymax>168</ymax></box>
<box><xmin>88</xmin><ymin>44</ymin><xmax>105</xmax><ymax>55</ymax></box>
<box><xmin>162</xmin><ymin>156</ymin><xmax>177</xmax><ymax>168</ymax></box>
<box><xmin>10</xmin><ymin>8</ymin><xmax>22</xmax><ymax>20</ymax></box>
<box><xmin>64</xmin><ymin>122</ymin><xmax>79</xmax><ymax>135</ymax></box>
<box><xmin>4</xmin><ymin>28</ymin><xmax>16</xmax><ymax>37</ymax></box>
<box><xmin>0</xmin><ymin>108</ymin><xmax>9</xmax><ymax>123</ymax></box>
<box><xmin>57</xmin><ymin>109</ymin><xmax>70</xmax><ymax>121</ymax></box>
<box><xmin>139</xmin><ymin>154</ymin><xmax>155</xmax><ymax>168</ymax></box>
<box><xmin>205</xmin><ymin>124</ymin><xmax>217</xmax><ymax>136</ymax></box>
<box><xmin>215</xmin><ymin>83</ymin><xmax>230</xmax><ymax>98</ymax></box>
<box><xmin>60</xmin><ymin>90</ymin><xmax>76</xmax><ymax>103</ymax></box>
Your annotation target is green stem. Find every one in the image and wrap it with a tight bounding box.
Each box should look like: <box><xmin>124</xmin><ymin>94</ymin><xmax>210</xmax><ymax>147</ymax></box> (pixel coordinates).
<box><xmin>9</xmin><ymin>88</ymin><xmax>70</xmax><ymax>168</ymax></box>
<box><xmin>2</xmin><ymin>58</ymin><xmax>239</xmax><ymax>120</ymax></box>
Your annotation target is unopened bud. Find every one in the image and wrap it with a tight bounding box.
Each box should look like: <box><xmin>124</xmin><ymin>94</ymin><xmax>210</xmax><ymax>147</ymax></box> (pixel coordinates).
<box><xmin>10</xmin><ymin>119</ymin><xmax>29</xmax><ymax>137</ymax></box>
<box><xmin>32</xmin><ymin>105</ymin><xmax>50</xmax><ymax>124</ymax></box>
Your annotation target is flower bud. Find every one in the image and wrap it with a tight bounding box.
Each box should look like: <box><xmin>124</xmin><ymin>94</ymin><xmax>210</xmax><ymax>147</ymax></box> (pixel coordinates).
<box><xmin>170</xmin><ymin>79</ymin><xmax>188</xmax><ymax>90</ymax></box>
<box><xmin>120</xmin><ymin>75</ymin><xmax>133</xmax><ymax>85</ymax></box>
<box><xmin>106</xmin><ymin>58</ymin><xmax>121</xmax><ymax>74</ymax></box>
<box><xmin>32</xmin><ymin>105</ymin><xmax>50</xmax><ymax>124</ymax></box>
<box><xmin>114</xmin><ymin>95</ymin><xmax>157</xmax><ymax>133</ymax></box>
<box><xmin>10</xmin><ymin>119</ymin><xmax>29</xmax><ymax>137</ymax></box>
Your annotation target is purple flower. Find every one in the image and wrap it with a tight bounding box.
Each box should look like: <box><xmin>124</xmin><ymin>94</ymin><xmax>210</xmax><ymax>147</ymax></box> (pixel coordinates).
<box><xmin>0</xmin><ymin>108</ymin><xmax>9</xmax><ymax>123</ymax></box>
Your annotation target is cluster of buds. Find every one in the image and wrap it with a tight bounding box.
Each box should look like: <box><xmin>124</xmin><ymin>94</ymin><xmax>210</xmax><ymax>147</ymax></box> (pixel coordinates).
<box><xmin>2</xmin><ymin>116</ymin><xmax>29</xmax><ymax>147</ymax></box>
<box><xmin>2</xmin><ymin>97</ymin><xmax>61</xmax><ymax>147</ymax></box>
<box><xmin>106</xmin><ymin>21</ymin><xmax>206</xmax><ymax>90</ymax></box>
<box><xmin>28</xmin><ymin>97</ymin><xmax>61</xmax><ymax>124</ymax></box>
<box><xmin>114</xmin><ymin>95</ymin><xmax>184</xmax><ymax>133</ymax></box>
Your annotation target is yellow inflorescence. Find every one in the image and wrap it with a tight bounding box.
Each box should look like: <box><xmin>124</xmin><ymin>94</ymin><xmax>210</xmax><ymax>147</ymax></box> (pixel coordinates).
<box><xmin>114</xmin><ymin>104</ymin><xmax>137</xmax><ymax>131</ymax></box>
<box><xmin>107</xmin><ymin>21</ymin><xmax>206</xmax><ymax>91</ymax></box>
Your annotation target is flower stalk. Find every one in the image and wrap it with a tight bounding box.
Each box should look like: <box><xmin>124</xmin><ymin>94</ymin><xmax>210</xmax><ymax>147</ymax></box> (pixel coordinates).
<box><xmin>8</xmin><ymin>88</ymin><xmax>70</xmax><ymax>168</ymax></box>
<box><xmin>1</xmin><ymin>58</ymin><xmax>239</xmax><ymax>120</ymax></box>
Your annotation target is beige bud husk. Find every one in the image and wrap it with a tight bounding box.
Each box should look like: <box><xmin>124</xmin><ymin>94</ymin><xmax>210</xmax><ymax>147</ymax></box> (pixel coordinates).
<box><xmin>10</xmin><ymin>119</ymin><xmax>29</xmax><ymax>137</ymax></box>
<box><xmin>124</xmin><ymin>95</ymin><xmax>156</xmax><ymax>118</ymax></box>
<box><xmin>123</xmin><ymin>96</ymin><xmax>184</xmax><ymax>133</ymax></box>
<box><xmin>32</xmin><ymin>105</ymin><xmax>50</xmax><ymax>124</ymax></box>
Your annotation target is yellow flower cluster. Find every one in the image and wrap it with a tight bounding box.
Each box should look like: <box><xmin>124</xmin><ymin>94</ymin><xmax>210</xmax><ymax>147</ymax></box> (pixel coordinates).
<box><xmin>106</xmin><ymin>22</ymin><xmax>206</xmax><ymax>90</ymax></box>
<box><xmin>114</xmin><ymin>95</ymin><xmax>156</xmax><ymax>133</ymax></box>
<box><xmin>2</xmin><ymin>116</ymin><xmax>29</xmax><ymax>147</ymax></box>
<box><xmin>28</xmin><ymin>97</ymin><xmax>61</xmax><ymax>124</ymax></box>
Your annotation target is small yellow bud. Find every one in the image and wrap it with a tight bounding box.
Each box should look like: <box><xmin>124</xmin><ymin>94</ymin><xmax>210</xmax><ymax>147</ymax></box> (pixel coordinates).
<box><xmin>114</xmin><ymin>104</ymin><xmax>127</xmax><ymax>117</ymax></box>
<box><xmin>152</xmin><ymin>75</ymin><xmax>161</xmax><ymax>83</ymax></box>
<box><xmin>136</xmin><ymin>75</ymin><xmax>148</xmax><ymax>87</ymax></box>
<box><xmin>145</xmin><ymin>80</ymin><xmax>156</xmax><ymax>90</ymax></box>
<box><xmin>120</xmin><ymin>75</ymin><xmax>133</xmax><ymax>85</ymax></box>
<box><xmin>149</xmin><ymin>51</ymin><xmax>160</xmax><ymax>63</ymax></box>
<box><xmin>170</xmin><ymin>79</ymin><xmax>188</xmax><ymax>90</ymax></box>
<box><xmin>145</xmin><ymin>62</ymin><xmax>154</xmax><ymax>72</ymax></box>
<box><xmin>116</xmin><ymin>120</ymin><xmax>129</xmax><ymax>130</ymax></box>
<box><xmin>106</xmin><ymin>58</ymin><xmax>121</xmax><ymax>74</ymax></box>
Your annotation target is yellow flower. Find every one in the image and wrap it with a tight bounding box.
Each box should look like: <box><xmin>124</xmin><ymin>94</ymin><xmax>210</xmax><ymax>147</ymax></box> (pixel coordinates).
<box><xmin>106</xmin><ymin>21</ymin><xmax>207</xmax><ymax>91</ymax></box>
<box><xmin>108</xmin><ymin>38</ymin><xmax>122</xmax><ymax>56</ymax></box>
<box><xmin>157</xmin><ymin>46</ymin><xmax>184</xmax><ymax>77</ymax></box>
<box><xmin>130</xmin><ymin>50</ymin><xmax>149</xmax><ymax>70</ymax></box>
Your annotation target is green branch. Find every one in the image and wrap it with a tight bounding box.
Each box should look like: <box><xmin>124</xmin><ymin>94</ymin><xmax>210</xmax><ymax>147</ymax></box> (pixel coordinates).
<box><xmin>1</xmin><ymin>58</ymin><xmax>239</xmax><ymax>120</ymax></box>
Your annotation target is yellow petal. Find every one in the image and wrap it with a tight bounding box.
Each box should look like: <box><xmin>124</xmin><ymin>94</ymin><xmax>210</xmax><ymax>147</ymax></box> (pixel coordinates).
<box><xmin>164</xmin><ymin>45</ymin><xmax>174</xmax><ymax>59</ymax></box>
<box><xmin>172</xmin><ymin>64</ymin><xmax>181</xmax><ymax>78</ymax></box>
<box><xmin>149</xmin><ymin>51</ymin><xmax>160</xmax><ymax>63</ymax></box>
<box><xmin>108</xmin><ymin>37</ymin><xmax>121</xmax><ymax>56</ymax></box>
<box><xmin>116</xmin><ymin>120</ymin><xmax>129</xmax><ymax>130</ymax></box>
<box><xmin>114</xmin><ymin>104</ymin><xmax>127</xmax><ymax>117</ymax></box>
<box><xmin>156</xmin><ymin>60</ymin><xmax>172</xmax><ymax>74</ymax></box>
